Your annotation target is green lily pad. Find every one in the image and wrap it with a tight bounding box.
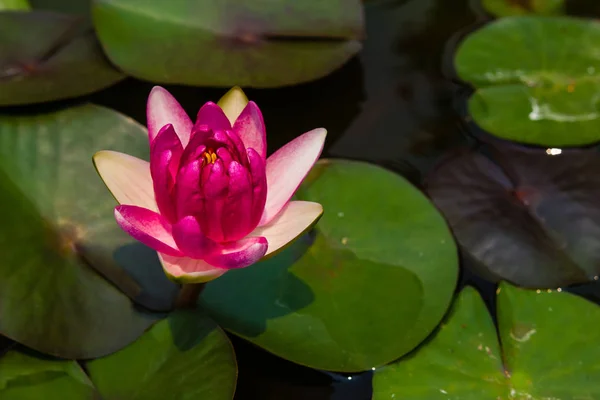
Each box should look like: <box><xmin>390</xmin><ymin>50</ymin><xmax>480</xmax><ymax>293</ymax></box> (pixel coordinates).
<box><xmin>86</xmin><ymin>310</ymin><xmax>237</xmax><ymax>400</ymax></box>
<box><xmin>92</xmin><ymin>0</ymin><xmax>364</xmax><ymax>88</ymax></box>
<box><xmin>0</xmin><ymin>0</ymin><xmax>31</xmax><ymax>10</ymax></box>
<box><xmin>201</xmin><ymin>159</ymin><xmax>458</xmax><ymax>372</ymax></box>
<box><xmin>0</xmin><ymin>104</ymin><xmax>177</xmax><ymax>359</ymax></box>
<box><xmin>481</xmin><ymin>0</ymin><xmax>564</xmax><ymax>17</ymax></box>
<box><xmin>0</xmin><ymin>11</ymin><xmax>124</xmax><ymax>106</ymax></box>
<box><xmin>372</xmin><ymin>283</ymin><xmax>600</xmax><ymax>398</ymax></box>
<box><xmin>0</xmin><ymin>350</ymin><xmax>97</xmax><ymax>399</ymax></box>
<box><xmin>455</xmin><ymin>16</ymin><xmax>600</xmax><ymax>147</ymax></box>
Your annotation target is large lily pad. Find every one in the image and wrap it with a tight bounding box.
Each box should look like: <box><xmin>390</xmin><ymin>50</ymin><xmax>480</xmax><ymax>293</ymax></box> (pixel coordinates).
<box><xmin>372</xmin><ymin>283</ymin><xmax>600</xmax><ymax>399</ymax></box>
<box><xmin>455</xmin><ymin>16</ymin><xmax>600</xmax><ymax>147</ymax></box>
<box><xmin>0</xmin><ymin>11</ymin><xmax>123</xmax><ymax>106</ymax></box>
<box><xmin>0</xmin><ymin>104</ymin><xmax>177</xmax><ymax>359</ymax></box>
<box><xmin>201</xmin><ymin>159</ymin><xmax>458</xmax><ymax>372</ymax></box>
<box><xmin>92</xmin><ymin>0</ymin><xmax>364</xmax><ymax>88</ymax></box>
<box><xmin>86</xmin><ymin>310</ymin><xmax>237</xmax><ymax>400</ymax></box>
<box><xmin>0</xmin><ymin>350</ymin><xmax>97</xmax><ymax>399</ymax></box>
<box><xmin>481</xmin><ymin>0</ymin><xmax>564</xmax><ymax>17</ymax></box>
<box><xmin>426</xmin><ymin>146</ymin><xmax>600</xmax><ymax>288</ymax></box>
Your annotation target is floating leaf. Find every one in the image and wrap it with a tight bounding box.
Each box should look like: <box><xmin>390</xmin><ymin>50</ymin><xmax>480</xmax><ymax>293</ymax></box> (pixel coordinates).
<box><xmin>0</xmin><ymin>104</ymin><xmax>177</xmax><ymax>358</ymax></box>
<box><xmin>455</xmin><ymin>16</ymin><xmax>600</xmax><ymax>146</ymax></box>
<box><xmin>86</xmin><ymin>310</ymin><xmax>237</xmax><ymax>400</ymax></box>
<box><xmin>373</xmin><ymin>283</ymin><xmax>600</xmax><ymax>399</ymax></box>
<box><xmin>0</xmin><ymin>0</ymin><xmax>31</xmax><ymax>10</ymax></box>
<box><xmin>201</xmin><ymin>159</ymin><xmax>458</xmax><ymax>372</ymax></box>
<box><xmin>481</xmin><ymin>0</ymin><xmax>564</xmax><ymax>17</ymax></box>
<box><xmin>427</xmin><ymin>146</ymin><xmax>600</xmax><ymax>288</ymax></box>
<box><xmin>0</xmin><ymin>350</ymin><xmax>97</xmax><ymax>399</ymax></box>
<box><xmin>92</xmin><ymin>0</ymin><xmax>364</xmax><ymax>88</ymax></box>
<box><xmin>0</xmin><ymin>11</ymin><xmax>123</xmax><ymax>106</ymax></box>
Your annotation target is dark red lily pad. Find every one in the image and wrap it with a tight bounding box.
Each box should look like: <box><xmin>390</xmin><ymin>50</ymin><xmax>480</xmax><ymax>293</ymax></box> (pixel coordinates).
<box><xmin>426</xmin><ymin>145</ymin><xmax>600</xmax><ymax>288</ymax></box>
<box><xmin>0</xmin><ymin>11</ymin><xmax>123</xmax><ymax>106</ymax></box>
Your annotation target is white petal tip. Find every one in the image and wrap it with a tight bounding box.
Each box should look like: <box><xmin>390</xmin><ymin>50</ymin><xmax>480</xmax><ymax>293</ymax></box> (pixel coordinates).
<box><xmin>159</xmin><ymin>254</ymin><xmax>228</xmax><ymax>284</ymax></box>
<box><xmin>149</xmin><ymin>85</ymin><xmax>168</xmax><ymax>95</ymax></box>
<box><xmin>252</xmin><ymin>201</ymin><xmax>324</xmax><ymax>258</ymax></box>
<box><xmin>92</xmin><ymin>151</ymin><xmax>157</xmax><ymax>211</ymax></box>
<box><xmin>165</xmin><ymin>270</ymin><xmax>226</xmax><ymax>284</ymax></box>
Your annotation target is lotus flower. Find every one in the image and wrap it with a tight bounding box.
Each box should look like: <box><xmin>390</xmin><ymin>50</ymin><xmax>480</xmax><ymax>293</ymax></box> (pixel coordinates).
<box><xmin>94</xmin><ymin>86</ymin><xmax>326</xmax><ymax>283</ymax></box>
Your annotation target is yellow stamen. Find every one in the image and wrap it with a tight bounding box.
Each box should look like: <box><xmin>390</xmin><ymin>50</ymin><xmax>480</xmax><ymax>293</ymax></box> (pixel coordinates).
<box><xmin>202</xmin><ymin>148</ymin><xmax>217</xmax><ymax>165</ymax></box>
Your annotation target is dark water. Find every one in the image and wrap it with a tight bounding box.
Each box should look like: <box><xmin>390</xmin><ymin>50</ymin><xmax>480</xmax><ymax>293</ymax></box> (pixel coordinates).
<box><xmin>1</xmin><ymin>0</ymin><xmax>599</xmax><ymax>398</ymax></box>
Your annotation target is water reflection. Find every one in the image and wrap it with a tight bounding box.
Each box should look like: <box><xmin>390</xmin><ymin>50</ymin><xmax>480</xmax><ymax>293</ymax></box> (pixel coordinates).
<box><xmin>329</xmin><ymin>0</ymin><xmax>477</xmax><ymax>183</ymax></box>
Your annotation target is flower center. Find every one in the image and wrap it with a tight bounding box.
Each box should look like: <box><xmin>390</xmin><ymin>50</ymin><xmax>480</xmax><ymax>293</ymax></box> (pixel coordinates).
<box><xmin>201</xmin><ymin>148</ymin><xmax>217</xmax><ymax>165</ymax></box>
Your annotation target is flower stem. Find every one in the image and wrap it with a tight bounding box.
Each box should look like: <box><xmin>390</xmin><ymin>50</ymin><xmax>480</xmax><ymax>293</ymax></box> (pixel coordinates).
<box><xmin>175</xmin><ymin>283</ymin><xmax>204</xmax><ymax>309</ymax></box>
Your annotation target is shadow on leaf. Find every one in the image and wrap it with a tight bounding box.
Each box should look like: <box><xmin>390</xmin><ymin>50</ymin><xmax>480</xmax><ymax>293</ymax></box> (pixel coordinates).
<box><xmin>200</xmin><ymin>231</ymin><xmax>316</xmax><ymax>337</ymax></box>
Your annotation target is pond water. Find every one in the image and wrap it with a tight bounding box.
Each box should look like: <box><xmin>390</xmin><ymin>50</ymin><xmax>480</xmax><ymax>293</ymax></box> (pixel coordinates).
<box><xmin>2</xmin><ymin>0</ymin><xmax>600</xmax><ymax>398</ymax></box>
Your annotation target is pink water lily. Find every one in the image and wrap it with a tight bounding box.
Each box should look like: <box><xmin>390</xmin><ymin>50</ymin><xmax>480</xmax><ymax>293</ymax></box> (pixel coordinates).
<box><xmin>94</xmin><ymin>86</ymin><xmax>326</xmax><ymax>283</ymax></box>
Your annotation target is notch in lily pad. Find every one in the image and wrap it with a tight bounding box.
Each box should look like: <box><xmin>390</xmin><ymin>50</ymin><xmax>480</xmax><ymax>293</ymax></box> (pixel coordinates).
<box><xmin>373</xmin><ymin>282</ymin><xmax>600</xmax><ymax>399</ymax></box>
<box><xmin>455</xmin><ymin>15</ymin><xmax>600</xmax><ymax>147</ymax></box>
<box><xmin>0</xmin><ymin>10</ymin><xmax>124</xmax><ymax>106</ymax></box>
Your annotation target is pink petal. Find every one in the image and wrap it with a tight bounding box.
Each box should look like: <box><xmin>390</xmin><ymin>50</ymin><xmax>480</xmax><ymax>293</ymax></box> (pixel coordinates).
<box><xmin>174</xmin><ymin>160</ymin><xmax>204</xmax><ymax>219</ymax></box>
<box><xmin>147</xmin><ymin>86</ymin><xmax>193</xmax><ymax>146</ymax></box>
<box><xmin>93</xmin><ymin>151</ymin><xmax>157</xmax><ymax>212</ymax></box>
<box><xmin>247</xmin><ymin>148</ymin><xmax>267</xmax><ymax>230</ymax></box>
<box><xmin>260</xmin><ymin>128</ymin><xmax>327</xmax><ymax>226</ymax></box>
<box><xmin>115</xmin><ymin>205</ymin><xmax>182</xmax><ymax>257</ymax></box>
<box><xmin>150</xmin><ymin>124</ymin><xmax>183</xmax><ymax>223</ymax></box>
<box><xmin>250</xmin><ymin>201</ymin><xmax>323</xmax><ymax>257</ymax></box>
<box><xmin>159</xmin><ymin>253</ymin><xmax>227</xmax><ymax>284</ymax></box>
<box><xmin>221</xmin><ymin>161</ymin><xmax>253</xmax><ymax>241</ymax></box>
<box><xmin>194</xmin><ymin>102</ymin><xmax>232</xmax><ymax>133</ymax></box>
<box><xmin>216</xmin><ymin>147</ymin><xmax>233</xmax><ymax>168</ymax></box>
<box><xmin>204</xmin><ymin>236</ymin><xmax>268</xmax><ymax>269</ymax></box>
<box><xmin>217</xmin><ymin>86</ymin><xmax>249</xmax><ymax>125</ymax></box>
<box><xmin>233</xmin><ymin>101</ymin><xmax>266</xmax><ymax>160</ymax></box>
<box><xmin>172</xmin><ymin>216</ymin><xmax>216</xmax><ymax>259</ymax></box>
<box><xmin>179</xmin><ymin>130</ymin><xmax>208</xmax><ymax>168</ymax></box>
<box><xmin>201</xmin><ymin>160</ymin><xmax>229</xmax><ymax>242</ymax></box>
<box><xmin>224</xmin><ymin>130</ymin><xmax>249</xmax><ymax>167</ymax></box>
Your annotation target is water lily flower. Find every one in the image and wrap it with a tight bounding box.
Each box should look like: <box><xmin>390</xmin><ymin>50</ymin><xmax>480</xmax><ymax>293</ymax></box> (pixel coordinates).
<box><xmin>94</xmin><ymin>86</ymin><xmax>326</xmax><ymax>283</ymax></box>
